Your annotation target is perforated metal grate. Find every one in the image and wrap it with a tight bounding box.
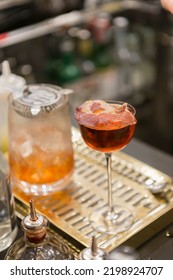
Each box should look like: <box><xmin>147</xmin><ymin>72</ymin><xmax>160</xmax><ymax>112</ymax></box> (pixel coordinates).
<box><xmin>13</xmin><ymin>128</ymin><xmax>173</xmax><ymax>252</ymax></box>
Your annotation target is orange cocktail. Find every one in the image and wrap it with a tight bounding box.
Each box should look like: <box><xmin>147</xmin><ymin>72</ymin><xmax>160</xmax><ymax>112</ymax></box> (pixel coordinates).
<box><xmin>8</xmin><ymin>84</ymin><xmax>74</xmax><ymax>195</ymax></box>
<box><xmin>9</xmin><ymin>127</ymin><xmax>74</xmax><ymax>184</ymax></box>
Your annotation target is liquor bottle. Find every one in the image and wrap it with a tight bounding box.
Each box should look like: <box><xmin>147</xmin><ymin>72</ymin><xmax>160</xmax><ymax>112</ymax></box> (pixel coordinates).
<box><xmin>5</xmin><ymin>200</ymin><xmax>74</xmax><ymax>260</ymax></box>
<box><xmin>89</xmin><ymin>12</ymin><xmax>113</xmax><ymax>69</ymax></box>
<box><xmin>76</xmin><ymin>28</ymin><xmax>95</xmax><ymax>76</ymax></box>
<box><xmin>127</xmin><ymin>31</ymin><xmax>156</xmax><ymax>106</ymax></box>
<box><xmin>152</xmin><ymin>10</ymin><xmax>173</xmax><ymax>154</ymax></box>
<box><xmin>113</xmin><ymin>16</ymin><xmax>155</xmax><ymax>105</ymax></box>
<box><xmin>56</xmin><ymin>32</ymin><xmax>82</xmax><ymax>85</ymax></box>
<box><xmin>79</xmin><ymin>236</ymin><xmax>107</xmax><ymax>260</ymax></box>
<box><xmin>45</xmin><ymin>30</ymin><xmax>65</xmax><ymax>82</ymax></box>
<box><xmin>112</xmin><ymin>16</ymin><xmax>132</xmax><ymax>98</ymax></box>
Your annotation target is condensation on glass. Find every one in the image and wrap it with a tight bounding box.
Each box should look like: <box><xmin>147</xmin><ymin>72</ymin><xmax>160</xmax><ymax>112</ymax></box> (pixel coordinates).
<box><xmin>8</xmin><ymin>84</ymin><xmax>74</xmax><ymax>196</ymax></box>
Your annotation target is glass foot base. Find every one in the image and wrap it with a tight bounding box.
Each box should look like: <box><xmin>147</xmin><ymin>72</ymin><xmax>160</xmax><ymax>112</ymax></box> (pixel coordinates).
<box><xmin>89</xmin><ymin>205</ymin><xmax>134</xmax><ymax>234</ymax></box>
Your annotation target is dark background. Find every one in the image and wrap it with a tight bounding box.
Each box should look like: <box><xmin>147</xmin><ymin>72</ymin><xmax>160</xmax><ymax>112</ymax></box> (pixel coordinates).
<box><xmin>1</xmin><ymin>0</ymin><xmax>173</xmax><ymax>155</ymax></box>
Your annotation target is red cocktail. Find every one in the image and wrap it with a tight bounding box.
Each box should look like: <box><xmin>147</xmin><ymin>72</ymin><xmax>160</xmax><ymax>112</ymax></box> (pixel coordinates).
<box><xmin>75</xmin><ymin>100</ymin><xmax>136</xmax><ymax>152</ymax></box>
<box><xmin>75</xmin><ymin>100</ymin><xmax>137</xmax><ymax>234</ymax></box>
<box><xmin>79</xmin><ymin>124</ymin><xmax>135</xmax><ymax>153</ymax></box>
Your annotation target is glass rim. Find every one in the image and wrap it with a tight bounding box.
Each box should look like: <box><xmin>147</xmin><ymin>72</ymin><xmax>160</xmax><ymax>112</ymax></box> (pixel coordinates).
<box><xmin>102</xmin><ymin>100</ymin><xmax>136</xmax><ymax>116</ymax></box>
<box><xmin>9</xmin><ymin>84</ymin><xmax>68</xmax><ymax>118</ymax></box>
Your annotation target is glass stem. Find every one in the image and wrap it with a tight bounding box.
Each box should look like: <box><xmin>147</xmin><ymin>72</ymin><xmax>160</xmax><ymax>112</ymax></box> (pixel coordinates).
<box><xmin>105</xmin><ymin>153</ymin><xmax>113</xmax><ymax>214</ymax></box>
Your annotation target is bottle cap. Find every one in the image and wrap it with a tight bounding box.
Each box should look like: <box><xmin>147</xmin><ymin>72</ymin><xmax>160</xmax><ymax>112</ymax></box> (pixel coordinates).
<box><xmin>21</xmin><ymin>200</ymin><xmax>48</xmax><ymax>243</ymax></box>
<box><xmin>0</xmin><ymin>60</ymin><xmax>26</xmax><ymax>96</ymax></box>
<box><xmin>90</xmin><ymin>12</ymin><xmax>111</xmax><ymax>42</ymax></box>
<box><xmin>113</xmin><ymin>17</ymin><xmax>129</xmax><ymax>28</ymax></box>
<box><xmin>79</xmin><ymin>236</ymin><xmax>107</xmax><ymax>260</ymax></box>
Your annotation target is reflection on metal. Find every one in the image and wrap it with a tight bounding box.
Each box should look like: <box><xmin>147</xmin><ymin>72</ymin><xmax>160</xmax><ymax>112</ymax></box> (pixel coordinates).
<box><xmin>13</xmin><ymin>127</ymin><xmax>173</xmax><ymax>253</ymax></box>
<box><xmin>102</xmin><ymin>0</ymin><xmax>160</xmax><ymax>14</ymax></box>
<box><xmin>0</xmin><ymin>11</ymin><xmax>83</xmax><ymax>48</ymax></box>
<box><xmin>0</xmin><ymin>0</ymin><xmax>31</xmax><ymax>10</ymax></box>
<box><xmin>0</xmin><ymin>1</ymin><xmax>160</xmax><ymax>48</ymax></box>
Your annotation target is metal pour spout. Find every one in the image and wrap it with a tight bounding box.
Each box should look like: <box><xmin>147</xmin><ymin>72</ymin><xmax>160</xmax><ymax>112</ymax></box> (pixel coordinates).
<box><xmin>79</xmin><ymin>235</ymin><xmax>107</xmax><ymax>260</ymax></box>
<box><xmin>91</xmin><ymin>236</ymin><xmax>98</xmax><ymax>257</ymax></box>
<box><xmin>29</xmin><ymin>200</ymin><xmax>38</xmax><ymax>221</ymax></box>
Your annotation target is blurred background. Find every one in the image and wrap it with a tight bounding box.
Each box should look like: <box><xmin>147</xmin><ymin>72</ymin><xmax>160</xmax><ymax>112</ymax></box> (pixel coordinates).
<box><xmin>0</xmin><ymin>0</ymin><xmax>172</xmax><ymax>155</ymax></box>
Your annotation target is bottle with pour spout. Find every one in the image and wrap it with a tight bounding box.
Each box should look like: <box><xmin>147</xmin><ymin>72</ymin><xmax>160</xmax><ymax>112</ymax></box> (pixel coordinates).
<box><xmin>79</xmin><ymin>236</ymin><xmax>108</xmax><ymax>260</ymax></box>
<box><xmin>0</xmin><ymin>60</ymin><xmax>26</xmax><ymax>153</ymax></box>
<box><xmin>5</xmin><ymin>200</ymin><xmax>74</xmax><ymax>260</ymax></box>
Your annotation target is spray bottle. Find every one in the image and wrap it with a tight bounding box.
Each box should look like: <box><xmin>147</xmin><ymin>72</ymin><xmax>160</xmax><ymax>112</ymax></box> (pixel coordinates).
<box><xmin>0</xmin><ymin>60</ymin><xmax>26</xmax><ymax>152</ymax></box>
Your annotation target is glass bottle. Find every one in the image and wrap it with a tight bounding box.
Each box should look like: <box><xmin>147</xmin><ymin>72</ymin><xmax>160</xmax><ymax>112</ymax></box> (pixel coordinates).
<box><xmin>5</xmin><ymin>200</ymin><xmax>74</xmax><ymax>260</ymax></box>
<box><xmin>112</xmin><ymin>16</ymin><xmax>132</xmax><ymax>98</ymax></box>
<box><xmin>89</xmin><ymin>12</ymin><xmax>113</xmax><ymax>69</ymax></box>
<box><xmin>79</xmin><ymin>236</ymin><xmax>107</xmax><ymax>260</ymax></box>
<box><xmin>76</xmin><ymin>28</ymin><xmax>95</xmax><ymax>76</ymax></box>
<box><xmin>0</xmin><ymin>151</ymin><xmax>18</xmax><ymax>252</ymax></box>
<box><xmin>127</xmin><ymin>31</ymin><xmax>156</xmax><ymax>106</ymax></box>
<box><xmin>0</xmin><ymin>60</ymin><xmax>26</xmax><ymax>152</ymax></box>
<box><xmin>57</xmin><ymin>34</ymin><xmax>82</xmax><ymax>85</ymax></box>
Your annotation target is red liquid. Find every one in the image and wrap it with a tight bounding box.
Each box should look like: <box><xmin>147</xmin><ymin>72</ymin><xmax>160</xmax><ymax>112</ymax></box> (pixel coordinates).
<box><xmin>79</xmin><ymin>123</ymin><xmax>136</xmax><ymax>153</ymax></box>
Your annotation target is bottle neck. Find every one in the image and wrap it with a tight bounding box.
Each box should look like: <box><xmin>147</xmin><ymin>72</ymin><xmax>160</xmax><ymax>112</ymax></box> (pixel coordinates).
<box><xmin>22</xmin><ymin>220</ymin><xmax>47</xmax><ymax>244</ymax></box>
<box><xmin>24</xmin><ymin>229</ymin><xmax>47</xmax><ymax>244</ymax></box>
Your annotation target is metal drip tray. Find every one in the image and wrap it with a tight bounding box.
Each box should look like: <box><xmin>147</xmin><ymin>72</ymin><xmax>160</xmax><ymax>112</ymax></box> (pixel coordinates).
<box><xmin>13</xmin><ymin>128</ymin><xmax>173</xmax><ymax>253</ymax></box>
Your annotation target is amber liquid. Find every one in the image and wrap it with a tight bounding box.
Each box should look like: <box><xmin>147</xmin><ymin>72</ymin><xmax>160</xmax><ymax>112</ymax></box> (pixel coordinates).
<box><xmin>9</xmin><ymin>150</ymin><xmax>74</xmax><ymax>184</ymax></box>
<box><xmin>79</xmin><ymin>124</ymin><xmax>136</xmax><ymax>153</ymax></box>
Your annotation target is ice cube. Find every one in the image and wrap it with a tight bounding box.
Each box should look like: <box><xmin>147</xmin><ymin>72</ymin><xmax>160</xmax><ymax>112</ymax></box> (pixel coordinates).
<box><xmin>40</xmin><ymin>129</ymin><xmax>63</xmax><ymax>152</ymax></box>
<box><xmin>20</xmin><ymin>140</ymin><xmax>33</xmax><ymax>157</ymax></box>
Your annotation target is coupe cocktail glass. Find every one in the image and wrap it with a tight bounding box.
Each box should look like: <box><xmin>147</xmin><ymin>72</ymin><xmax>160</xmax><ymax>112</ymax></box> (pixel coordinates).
<box><xmin>75</xmin><ymin>100</ymin><xmax>137</xmax><ymax>234</ymax></box>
